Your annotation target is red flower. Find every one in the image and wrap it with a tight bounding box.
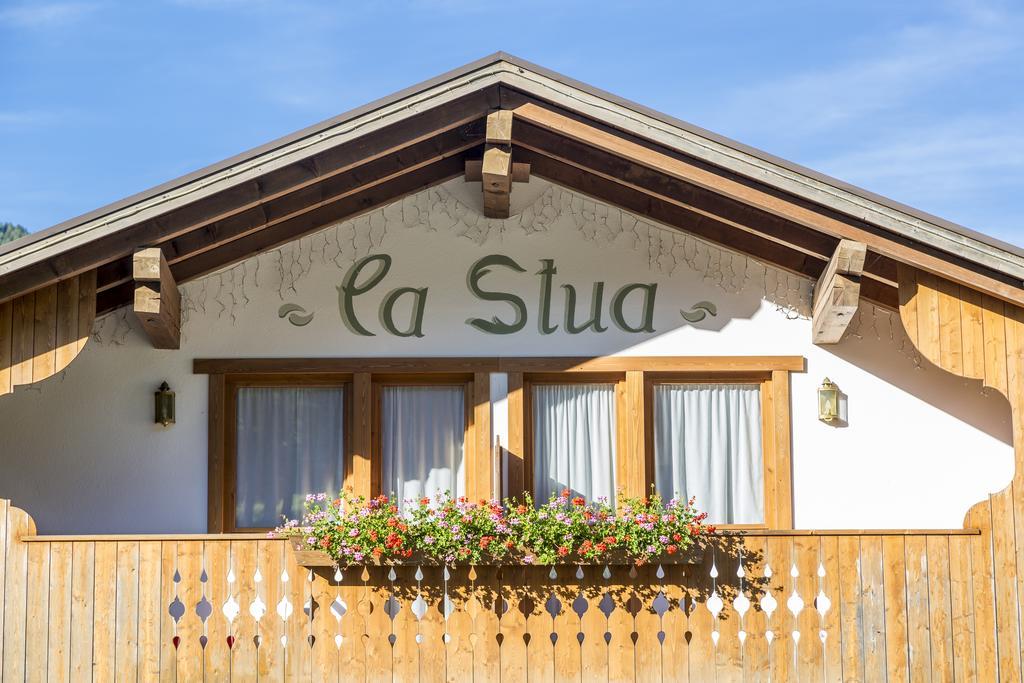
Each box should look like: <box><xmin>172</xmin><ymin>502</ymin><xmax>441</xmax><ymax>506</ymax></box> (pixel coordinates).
<box><xmin>672</xmin><ymin>533</ymin><xmax>681</xmax><ymax>542</ymax></box>
<box><xmin>369</xmin><ymin>530</ymin><xmax>378</xmax><ymax>541</ymax></box>
<box><xmin>666</xmin><ymin>545</ymin><xmax>678</xmax><ymax>555</ymax></box>
<box><xmin>505</xmin><ymin>540</ymin><xmax>514</xmax><ymax>549</ymax></box>
<box><xmin>596</xmin><ymin>543</ymin><xmax>607</xmax><ymax>553</ymax></box>
<box><xmin>372</xmin><ymin>547</ymin><xmax>383</xmax><ymax>557</ymax></box>
<box><xmin>516</xmin><ymin>505</ymin><xmax>528</xmax><ymax>515</ymax></box>
<box><xmin>557</xmin><ymin>546</ymin><xmax>569</xmax><ymax>557</ymax></box>
<box><xmin>561</xmin><ymin>488</ymin><xmax>571</xmax><ymax>498</ymax></box>
<box><xmin>420</xmin><ymin>497</ymin><xmax>430</xmax><ymax>506</ymax></box>
<box><xmin>320</xmin><ymin>538</ymin><xmax>330</xmax><ymax>549</ymax></box>
<box><xmin>572</xmin><ymin>497</ymin><xmax>585</xmax><ymax>507</ymax></box>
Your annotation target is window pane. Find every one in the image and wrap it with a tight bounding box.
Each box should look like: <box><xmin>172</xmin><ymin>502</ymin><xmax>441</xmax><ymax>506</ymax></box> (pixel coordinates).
<box><xmin>532</xmin><ymin>383</ymin><xmax>617</xmax><ymax>504</ymax></box>
<box><xmin>381</xmin><ymin>385</ymin><xmax>465</xmax><ymax>506</ymax></box>
<box><xmin>235</xmin><ymin>386</ymin><xmax>345</xmax><ymax>528</ymax></box>
<box><xmin>654</xmin><ymin>383</ymin><xmax>763</xmax><ymax>524</ymax></box>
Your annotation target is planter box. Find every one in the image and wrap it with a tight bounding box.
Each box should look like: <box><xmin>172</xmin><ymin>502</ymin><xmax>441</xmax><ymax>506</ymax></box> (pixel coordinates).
<box><xmin>289</xmin><ymin>538</ymin><xmax>705</xmax><ymax>568</ymax></box>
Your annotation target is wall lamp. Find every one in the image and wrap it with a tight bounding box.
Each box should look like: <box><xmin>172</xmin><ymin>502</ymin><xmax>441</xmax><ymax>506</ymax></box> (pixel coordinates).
<box><xmin>155</xmin><ymin>381</ymin><xmax>175</xmax><ymax>427</ymax></box>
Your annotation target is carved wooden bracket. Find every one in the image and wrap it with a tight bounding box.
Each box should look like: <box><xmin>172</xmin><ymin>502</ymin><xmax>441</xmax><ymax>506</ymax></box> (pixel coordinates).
<box><xmin>464</xmin><ymin>110</ymin><xmax>530</xmax><ymax>218</ymax></box>
<box><xmin>812</xmin><ymin>239</ymin><xmax>866</xmax><ymax>344</ymax></box>
<box><xmin>133</xmin><ymin>248</ymin><xmax>181</xmax><ymax>349</ymax></box>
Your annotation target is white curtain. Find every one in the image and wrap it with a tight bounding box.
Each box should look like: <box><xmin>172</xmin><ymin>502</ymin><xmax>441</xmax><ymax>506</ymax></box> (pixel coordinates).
<box><xmin>235</xmin><ymin>387</ymin><xmax>345</xmax><ymax>528</ymax></box>
<box><xmin>532</xmin><ymin>383</ymin><xmax>617</xmax><ymax>504</ymax></box>
<box><xmin>381</xmin><ymin>385</ymin><xmax>465</xmax><ymax>506</ymax></box>
<box><xmin>653</xmin><ymin>383</ymin><xmax>763</xmax><ymax>524</ymax></box>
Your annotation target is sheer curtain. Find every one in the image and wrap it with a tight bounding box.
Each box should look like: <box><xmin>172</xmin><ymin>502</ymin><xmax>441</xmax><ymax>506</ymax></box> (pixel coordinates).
<box><xmin>532</xmin><ymin>383</ymin><xmax>617</xmax><ymax>504</ymax></box>
<box><xmin>381</xmin><ymin>385</ymin><xmax>465</xmax><ymax>506</ymax></box>
<box><xmin>235</xmin><ymin>387</ymin><xmax>345</xmax><ymax>528</ymax></box>
<box><xmin>653</xmin><ymin>383</ymin><xmax>763</xmax><ymax>524</ymax></box>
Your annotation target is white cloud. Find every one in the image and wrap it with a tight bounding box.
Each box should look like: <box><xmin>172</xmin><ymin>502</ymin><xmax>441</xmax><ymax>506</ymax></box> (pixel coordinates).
<box><xmin>712</xmin><ymin>2</ymin><xmax>1022</xmax><ymax>138</ymax></box>
<box><xmin>0</xmin><ymin>2</ymin><xmax>98</xmax><ymax>27</ymax></box>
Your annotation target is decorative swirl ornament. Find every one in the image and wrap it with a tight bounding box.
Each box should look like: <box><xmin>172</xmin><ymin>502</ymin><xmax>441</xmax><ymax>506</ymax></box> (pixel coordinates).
<box><xmin>680</xmin><ymin>300</ymin><xmax>718</xmax><ymax>324</ymax></box>
<box><xmin>278</xmin><ymin>303</ymin><xmax>315</xmax><ymax>326</ymax></box>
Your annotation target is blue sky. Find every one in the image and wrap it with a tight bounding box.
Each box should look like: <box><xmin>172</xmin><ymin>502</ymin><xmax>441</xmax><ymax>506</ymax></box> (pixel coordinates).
<box><xmin>1</xmin><ymin>0</ymin><xmax>1022</xmax><ymax>246</ymax></box>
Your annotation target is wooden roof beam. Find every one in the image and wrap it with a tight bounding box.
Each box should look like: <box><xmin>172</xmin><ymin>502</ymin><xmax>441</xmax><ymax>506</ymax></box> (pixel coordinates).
<box><xmin>133</xmin><ymin>248</ymin><xmax>180</xmax><ymax>349</ymax></box>
<box><xmin>512</xmin><ymin>101</ymin><xmax>1024</xmax><ymax>308</ymax></box>
<box><xmin>812</xmin><ymin>240</ymin><xmax>866</xmax><ymax>344</ymax></box>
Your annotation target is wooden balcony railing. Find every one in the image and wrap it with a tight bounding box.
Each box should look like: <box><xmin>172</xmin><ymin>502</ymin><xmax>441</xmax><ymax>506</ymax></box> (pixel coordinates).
<box><xmin>0</xmin><ymin>499</ymin><xmax>990</xmax><ymax>681</ymax></box>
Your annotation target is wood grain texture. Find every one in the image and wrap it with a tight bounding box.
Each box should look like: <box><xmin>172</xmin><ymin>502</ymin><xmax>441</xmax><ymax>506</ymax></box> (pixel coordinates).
<box><xmin>0</xmin><ymin>271</ymin><xmax>95</xmax><ymax>397</ymax></box>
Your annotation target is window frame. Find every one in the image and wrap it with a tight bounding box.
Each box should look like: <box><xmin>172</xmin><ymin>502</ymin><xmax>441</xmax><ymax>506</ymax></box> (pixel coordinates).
<box><xmin>505</xmin><ymin>358</ymin><xmax>796</xmax><ymax>530</ymax></box>
<box><xmin>221</xmin><ymin>373</ymin><xmax>353</xmax><ymax>533</ymax></box>
<box><xmin>206</xmin><ymin>361</ymin><xmax>496</xmax><ymax>532</ymax></box>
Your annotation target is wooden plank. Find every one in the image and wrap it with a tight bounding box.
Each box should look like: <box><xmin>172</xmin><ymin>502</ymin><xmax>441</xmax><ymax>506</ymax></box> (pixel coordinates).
<box><xmin>310</xmin><ymin>564</ymin><xmax>341</xmax><ymax>683</ymax></box>
<box><xmin>472</xmin><ymin>372</ymin><xmax>492</xmax><ymax>501</ymax></box>
<box><xmin>987</xmin><ymin>488</ymin><xmax>1022</xmax><ymax>681</ymax></box>
<box><xmin>207</xmin><ymin>374</ymin><xmax>226</xmax><ymax>533</ymax></box>
<box><xmin>881</xmin><ymin>536</ymin><xmax>909</xmax><ymax>682</ymax></box>
<box><xmin>771</xmin><ymin>370</ymin><xmax>794</xmax><ymax>529</ymax></box>
<box><xmin>903</xmin><ymin>535</ymin><xmax>931</xmax><ymax>682</ymax></box>
<box><xmin>915</xmin><ymin>270</ymin><xmax>942</xmax><ymax>366</ymax></box>
<box><xmin>740</xmin><ymin>537</ymin><xmax>769</xmax><ymax>683</ymax></box>
<box><xmin>159</xmin><ymin>541</ymin><xmax>177</xmax><ymax>683</ymax></box>
<box><xmin>898</xmin><ymin>264</ymin><xmax>920</xmax><ymax>346</ymax></box>
<box><xmin>981</xmin><ymin>295</ymin><xmax>1009</xmax><ymax>394</ymax></box>
<box><xmin>92</xmin><ymin>542</ymin><xmax>119</xmax><ymax>683</ymax></box>
<box><xmin>812</xmin><ymin>240</ymin><xmax>866</xmax><ymax>345</ymax></box>
<box><xmin>228</xmin><ymin>539</ymin><xmax>259</xmax><ymax>681</ymax></box>
<box><xmin>819</xmin><ymin>536</ymin><xmax>843</xmax><ymax>683</ymax></box>
<box><xmin>24</xmin><ymin>541</ymin><xmax>50</xmax><ymax>683</ymax></box>
<box><xmin>76</xmin><ymin>269</ymin><xmax>96</xmax><ymax>353</ymax></box>
<box><xmin>136</xmin><ymin>541</ymin><xmax>163</xmax><ymax>682</ymax></box>
<box><xmin>765</xmin><ymin>536</ymin><xmax>794</xmax><ymax>683</ymax></box>
<box><xmin>54</xmin><ymin>276</ymin><xmax>80</xmax><ymax>372</ymax></box>
<box><xmin>965</xmin><ymin>505</ymin><xmax>997</xmax><ymax>681</ymax></box>
<box><xmin>836</xmin><ymin>535</ymin><xmax>865</xmax><ymax>683</ymax></box>
<box><xmin>31</xmin><ymin>283</ymin><xmax>57</xmax><ymax>381</ymax></box>
<box><xmin>47</xmin><ymin>541</ymin><xmax>73</xmax><ymax>683</ymax></box>
<box><xmin>506</xmin><ymin>371</ymin><xmax>525</xmax><ymax>499</ymax></box>
<box><xmin>10</xmin><ymin>291</ymin><xmax>34</xmax><ymax>387</ymax></box>
<box><xmin>947</xmin><ymin>533</ymin><xmax>977</xmax><ymax>682</ymax></box>
<box><xmin>114</xmin><ymin>541</ymin><xmax>141</xmax><ymax>683</ymax></box>
<box><xmin>620</xmin><ymin>370</ymin><xmax>646</xmax><ymax>498</ymax></box>
<box><xmin>794</xmin><ymin>535</ymin><xmax>820</xmax><ymax>683</ymax></box>
<box><xmin>348</xmin><ymin>372</ymin><xmax>373</xmax><ymax>500</ymax></box>
<box><xmin>936</xmin><ymin>277</ymin><xmax>965</xmax><ymax>376</ymax></box>
<box><xmin>860</xmin><ymin>536</ymin><xmax>886</xmax><ymax>682</ymax></box>
<box><xmin>959</xmin><ymin>285</ymin><xmax>987</xmax><ymax>381</ymax></box>
<box><xmin>606</xmin><ymin>566</ymin><xmax>636</xmax><ymax>683</ymax></box>
<box><xmin>0</xmin><ymin>301</ymin><xmax>12</xmax><ymax>395</ymax></box>
<box><xmin>133</xmin><ymin>247</ymin><xmax>181</xmax><ymax>349</ymax></box>
<box><xmin>70</xmin><ymin>542</ymin><xmax>97</xmax><ymax>680</ymax></box>
<box><xmin>204</xmin><ymin>539</ymin><xmax>231</xmax><ymax>682</ymax></box>
<box><xmin>926</xmin><ymin>535</ymin><xmax>955</xmax><ymax>683</ymax></box>
<box><xmin>473</xmin><ymin>565</ymin><xmax>502</xmax><ymax>683</ymax></box>
<box><xmin>256</xmin><ymin>539</ymin><xmax>285</xmax><ymax>681</ymax></box>
<box><xmin>713</xmin><ymin>552</ymin><xmax>743</xmax><ymax>683</ymax></box>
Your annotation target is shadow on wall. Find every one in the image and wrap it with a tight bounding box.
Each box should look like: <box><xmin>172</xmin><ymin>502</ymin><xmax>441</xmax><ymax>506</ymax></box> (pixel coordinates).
<box><xmin>825</xmin><ymin>304</ymin><xmax>1012</xmax><ymax>445</ymax></box>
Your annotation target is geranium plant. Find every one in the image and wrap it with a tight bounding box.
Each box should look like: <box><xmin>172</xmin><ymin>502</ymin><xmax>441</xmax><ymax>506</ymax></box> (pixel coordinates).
<box><xmin>275</xmin><ymin>488</ymin><xmax>711</xmax><ymax>567</ymax></box>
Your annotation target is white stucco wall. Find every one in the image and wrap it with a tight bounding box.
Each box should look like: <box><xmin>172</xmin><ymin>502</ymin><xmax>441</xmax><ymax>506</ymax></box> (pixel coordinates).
<box><xmin>0</xmin><ymin>179</ymin><xmax>1013</xmax><ymax>533</ymax></box>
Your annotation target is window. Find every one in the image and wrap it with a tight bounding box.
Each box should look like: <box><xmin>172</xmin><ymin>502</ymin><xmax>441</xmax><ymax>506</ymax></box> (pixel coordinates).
<box><xmin>505</xmin><ymin>357</ymin><xmax>796</xmax><ymax>529</ymax></box>
<box><xmin>204</xmin><ymin>360</ymin><xmax>495</xmax><ymax>532</ymax></box>
<box><xmin>379</xmin><ymin>384</ymin><xmax>466</xmax><ymax>506</ymax></box>
<box><xmin>531</xmin><ymin>382</ymin><xmax>617</xmax><ymax>504</ymax></box>
<box><xmin>234</xmin><ymin>385</ymin><xmax>347</xmax><ymax>528</ymax></box>
<box><xmin>652</xmin><ymin>383</ymin><xmax>764</xmax><ymax>524</ymax></box>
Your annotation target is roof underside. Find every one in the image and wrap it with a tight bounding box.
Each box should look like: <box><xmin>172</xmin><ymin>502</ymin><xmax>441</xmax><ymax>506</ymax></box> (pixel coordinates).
<box><xmin>1</xmin><ymin>53</ymin><xmax>1021</xmax><ymax>315</ymax></box>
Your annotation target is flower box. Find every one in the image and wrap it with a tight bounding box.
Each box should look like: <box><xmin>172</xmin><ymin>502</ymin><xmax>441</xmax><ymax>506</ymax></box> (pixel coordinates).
<box><xmin>288</xmin><ymin>538</ymin><xmax>705</xmax><ymax>568</ymax></box>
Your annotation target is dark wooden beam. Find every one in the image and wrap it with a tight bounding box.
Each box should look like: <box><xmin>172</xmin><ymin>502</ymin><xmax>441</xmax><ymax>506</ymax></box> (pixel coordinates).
<box><xmin>133</xmin><ymin>248</ymin><xmax>180</xmax><ymax>349</ymax></box>
<box><xmin>812</xmin><ymin>240</ymin><xmax>867</xmax><ymax>344</ymax></box>
<box><xmin>96</xmin><ymin>154</ymin><xmax>467</xmax><ymax>314</ymax></box>
<box><xmin>519</xmin><ymin>147</ymin><xmax>900</xmax><ymax>309</ymax></box>
<box><xmin>0</xmin><ymin>87</ymin><xmax>500</xmax><ymax>304</ymax></box>
<box><xmin>95</xmin><ymin>123</ymin><xmax>485</xmax><ymax>296</ymax></box>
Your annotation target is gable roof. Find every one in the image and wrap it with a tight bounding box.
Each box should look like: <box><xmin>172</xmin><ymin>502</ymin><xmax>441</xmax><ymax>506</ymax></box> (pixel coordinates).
<box><xmin>2</xmin><ymin>52</ymin><xmax>1022</xmax><ymax>314</ymax></box>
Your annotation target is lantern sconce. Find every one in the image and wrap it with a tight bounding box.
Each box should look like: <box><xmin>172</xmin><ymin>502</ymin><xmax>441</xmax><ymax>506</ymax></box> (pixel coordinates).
<box><xmin>155</xmin><ymin>381</ymin><xmax>175</xmax><ymax>427</ymax></box>
<box><xmin>817</xmin><ymin>377</ymin><xmax>847</xmax><ymax>426</ymax></box>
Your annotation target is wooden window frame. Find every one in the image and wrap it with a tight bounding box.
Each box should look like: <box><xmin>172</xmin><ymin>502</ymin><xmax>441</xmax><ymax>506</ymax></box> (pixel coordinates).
<box><xmin>216</xmin><ymin>373</ymin><xmax>353</xmax><ymax>533</ymax></box>
<box><xmin>205</xmin><ymin>361</ymin><xmax>495</xmax><ymax>532</ymax></box>
<box><xmin>202</xmin><ymin>356</ymin><xmax>798</xmax><ymax>532</ymax></box>
<box><xmin>505</xmin><ymin>357</ymin><xmax>798</xmax><ymax>530</ymax></box>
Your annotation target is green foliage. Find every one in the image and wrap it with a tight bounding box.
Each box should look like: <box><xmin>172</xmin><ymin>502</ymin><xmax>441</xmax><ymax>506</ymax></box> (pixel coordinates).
<box><xmin>0</xmin><ymin>222</ymin><xmax>29</xmax><ymax>246</ymax></box>
<box><xmin>276</xmin><ymin>488</ymin><xmax>711</xmax><ymax>567</ymax></box>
